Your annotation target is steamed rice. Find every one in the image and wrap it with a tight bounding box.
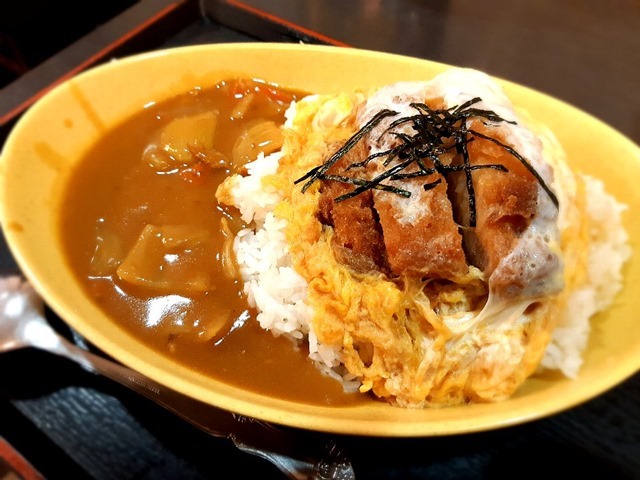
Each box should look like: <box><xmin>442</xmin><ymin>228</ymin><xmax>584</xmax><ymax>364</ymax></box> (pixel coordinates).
<box><xmin>540</xmin><ymin>174</ymin><xmax>630</xmax><ymax>377</ymax></box>
<box><xmin>229</xmin><ymin>151</ymin><xmax>355</xmax><ymax>385</ymax></box>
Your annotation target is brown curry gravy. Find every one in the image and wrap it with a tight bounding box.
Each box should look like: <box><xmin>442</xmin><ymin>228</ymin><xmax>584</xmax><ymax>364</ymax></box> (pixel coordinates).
<box><xmin>59</xmin><ymin>79</ymin><xmax>364</xmax><ymax>406</ymax></box>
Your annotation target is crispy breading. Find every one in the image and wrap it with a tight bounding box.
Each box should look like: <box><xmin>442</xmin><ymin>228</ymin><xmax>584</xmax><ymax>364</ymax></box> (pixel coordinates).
<box><xmin>372</xmin><ymin>174</ymin><xmax>469</xmax><ymax>280</ymax></box>
<box><xmin>467</xmin><ymin>121</ymin><xmax>538</xmax><ymax>275</ymax></box>
<box><xmin>318</xmin><ymin>141</ymin><xmax>387</xmax><ymax>273</ymax></box>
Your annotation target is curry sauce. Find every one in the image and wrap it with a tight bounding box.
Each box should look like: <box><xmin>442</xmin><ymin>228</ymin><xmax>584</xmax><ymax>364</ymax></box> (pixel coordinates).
<box><xmin>59</xmin><ymin>79</ymin><xmax>363</xmax><ymax>406</ymax></box>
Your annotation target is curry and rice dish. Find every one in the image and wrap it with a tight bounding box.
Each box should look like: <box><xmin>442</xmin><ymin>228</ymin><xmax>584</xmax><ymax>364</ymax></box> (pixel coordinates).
<box><xmin>60</xmin><ymin>70</ymin><xmax>630</xmax><ymax>408</ymax></box>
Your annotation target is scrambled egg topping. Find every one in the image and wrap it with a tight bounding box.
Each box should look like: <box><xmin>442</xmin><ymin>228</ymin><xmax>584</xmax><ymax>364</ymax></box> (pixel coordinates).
<box><xmin>269</xmin><ymin>92</ymin><xmax>590</xmax><ymax>407</ymax></box>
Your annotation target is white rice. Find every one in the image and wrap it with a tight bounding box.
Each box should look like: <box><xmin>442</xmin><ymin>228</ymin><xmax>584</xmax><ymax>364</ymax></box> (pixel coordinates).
<box><xmin>230</xmin><ymin>151</ymin><xmax>313</xmax><ymax>340</ymax></box>
<box><xmin>540</xmin><ymin>175</ymin><xmax>631</xmax><ymax>377</ymax></box>
<box><xmin>229</xmin><ymin>151</ymin><xmax>356</xmax><ymax>386</ymax></box>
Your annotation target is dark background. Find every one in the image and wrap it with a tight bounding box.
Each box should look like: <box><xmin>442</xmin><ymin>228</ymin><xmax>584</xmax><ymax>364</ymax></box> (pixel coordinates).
<box><xmin>0</xmin><ymin>1</ymin><xmax>139</xmax><ymax>88</ymax></box>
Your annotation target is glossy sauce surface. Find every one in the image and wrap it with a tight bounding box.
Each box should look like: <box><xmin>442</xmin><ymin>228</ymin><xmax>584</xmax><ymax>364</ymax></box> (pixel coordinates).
<box><xmin>59</xmin><ymin>79</ymin><xmax>364</xmax><ymax>406</ymax></box>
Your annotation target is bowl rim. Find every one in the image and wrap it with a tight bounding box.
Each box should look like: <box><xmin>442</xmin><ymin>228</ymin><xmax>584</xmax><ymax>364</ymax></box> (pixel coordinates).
<box><xmin>1</xmin><ymin>42</ymin><xmax>639</xmax><ymax>437</ymax></box>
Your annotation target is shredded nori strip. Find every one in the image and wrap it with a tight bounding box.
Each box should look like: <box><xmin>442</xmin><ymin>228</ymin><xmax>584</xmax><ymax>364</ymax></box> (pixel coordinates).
<box><xmin>322</xmin><ymin>174</ymin><xmax>412</xmax><ymax>197</ymax></box>
<box><xmin>295</xmin><ymin>97</ymin><xmax>559</xmax><ymax>228</ymax></box>
<box><xmin>294</xmin><ymin>108</ymin><xmax>399</xmax><ymax>192</ymax></box>
<box><xmin>467</xmin><ymin>128</ymin><xmax>559</xmax><ymax>208</ymax></box>
<box><xmin>457</xmin><ymin>122</ymin><xmax>477</xmax><ymax>226</ymax></box>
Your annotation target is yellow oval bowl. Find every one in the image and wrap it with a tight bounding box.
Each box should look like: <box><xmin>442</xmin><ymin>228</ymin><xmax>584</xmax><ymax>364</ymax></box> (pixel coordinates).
<box><xmin>1</xmin><ymin>43</ymin><xmax>639</xmax><ymax>437</ymax></box>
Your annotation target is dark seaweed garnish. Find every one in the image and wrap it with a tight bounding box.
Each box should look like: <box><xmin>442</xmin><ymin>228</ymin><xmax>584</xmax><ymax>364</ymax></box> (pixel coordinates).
<box><xmin>294</xmin><ymin>97</ymin><xmax>558</xmax><ymax>227</ymax></box>
<box><xmin>295</xmin><ymin>109</ymin><xmax>399</xmax><ymax>192</ymax></box>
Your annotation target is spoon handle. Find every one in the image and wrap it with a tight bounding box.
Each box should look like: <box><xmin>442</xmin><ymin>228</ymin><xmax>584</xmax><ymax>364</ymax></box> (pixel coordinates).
<box><xmin>46</xmin><ymin>333</ymin><xmax>355</xmax><ymax>480</ymax></box>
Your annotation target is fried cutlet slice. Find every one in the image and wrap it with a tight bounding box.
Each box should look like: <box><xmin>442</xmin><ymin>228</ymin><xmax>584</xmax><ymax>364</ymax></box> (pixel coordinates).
<box><xmin>460</xmin><ymin>122</ymin><xmax>539</xmax><ymax>286</ymax></box>
<box><xmin>318</xmin><ymin>141</ymin><xmax>387</xmax><ymax>273</ymax></box>
<box><xmin>371</xmin><ymin>167</ymin><xmax>469</xmax><ymax>280</ymax></box>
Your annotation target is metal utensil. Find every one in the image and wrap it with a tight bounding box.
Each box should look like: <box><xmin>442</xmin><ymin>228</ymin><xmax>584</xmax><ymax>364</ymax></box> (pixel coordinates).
<box><xmin>0</xmin><ymin>275</ymin><xmax>356</xmax><ymax>480</ymax></box>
